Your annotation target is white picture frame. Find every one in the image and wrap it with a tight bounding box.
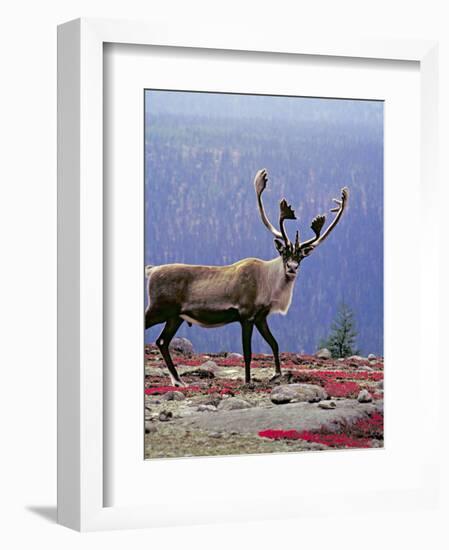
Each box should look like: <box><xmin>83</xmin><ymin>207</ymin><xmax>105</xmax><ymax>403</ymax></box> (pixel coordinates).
<box><xmin>57</xmin><ymin>17</ymin><xmax>440</xmax><ymax>531</ymax></box>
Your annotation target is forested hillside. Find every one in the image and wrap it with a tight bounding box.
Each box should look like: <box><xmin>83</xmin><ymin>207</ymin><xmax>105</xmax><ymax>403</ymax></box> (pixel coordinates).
<box><xmin>144</xmin><ymin>91</ymin><xmax>383</xmax><ymax>355</ymax></box>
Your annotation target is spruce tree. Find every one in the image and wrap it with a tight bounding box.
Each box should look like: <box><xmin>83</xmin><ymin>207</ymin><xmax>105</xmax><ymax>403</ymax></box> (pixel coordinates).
<box><xmin>319</xmin><ymin>302</ymin><xmax>359</xmax><ymax>358</ymax></box>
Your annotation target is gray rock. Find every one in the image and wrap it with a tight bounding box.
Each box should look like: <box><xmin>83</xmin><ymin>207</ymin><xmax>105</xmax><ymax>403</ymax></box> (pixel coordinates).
<box><xmin>357</xmin><ymin>389</ymin><xmax>373</xmax><ymax>403</ymax></box>
<box><xmin>197</xmin><ymin>404</ymin><xmax>218</xmax><ymax>412</ymax></box>
<box><xmin>217</xmin><ymin>397</ymin><xmax>253</xmax><ymax>411</ymax></box>
<box><xmin>158</xmin><ymin>410</ymin><xmax>173</xmax><ymax>422</ymax></box>
<box><xmin>145</xmin><ymin>421</ymin><xmax>157</xmax><ymax>434</ymax></box>
<box><xmin>144</xmin><ymin>406</ymin><xmax>152</xmax><ymax>420</ymax></box>
<box><xmin>145</xmin><ymin>395</ymin><xmax>161</xmax><ymax>406</ymax></box>
<box><xmin>376</xmin><ymin>380</ymin><xmax>384</xmax><ymax>390</ymax></box>
<box><xmin>200</xmin><ymin>360</ymin><xmax>219</xmax><ymax>371</ymax></box>
<box><xmin>178</xmin><ymin>399</ymin><xmax>384</xmax><ymax>435</ymax></box>
<box><xmin>208</xmin><ymin>432</ymin><xmax>223</xmax><ymax>438</ymax></box>
<box><xmin>368</xmin><ymin>354</ymin><xmax>377</xmax><ymax>361</ymax></box>
<box><xmin>318</xmin><ymin>401</ymin><xmax>337</xmax><ymax>409</ymax></box>
<box><xmin>161</xmin><ymin>390</ymin><xmax>186</xmax><ymax>401</ymax></box>
<box><xmin>195</xmin><ymin>395</ymin><xmax>222</xmax><ymax>407</ymax></box>
<box><xmin>348</xmin><ymin>355</ymin><xmax>365</xmax><ymax>361</ymax></box>
<box><xmin>227</xmin><ymin>352</ymin><xmax>243</xmax><ymax>360</ymax></box>
<box><xmin>316</xmin><ymin>348</ymin><xmax>332</xmax><ymax>359</ymax></box>
<box><xmin>169</xmin><ymin>337</ymin><xmax>194</xmax><ymax>355</ymax></box>
<box><xmin>271</xmin><ymin>383</ymin><xmax>328</xmax><ymax>405</ymax></box>
<box><xmin>176</xmin><ymin>406</ymin><xmax>196</xmax><ymax>418</ymax></box>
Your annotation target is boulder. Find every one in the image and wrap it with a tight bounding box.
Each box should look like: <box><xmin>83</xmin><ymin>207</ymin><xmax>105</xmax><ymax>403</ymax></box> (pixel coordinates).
<box><xmin>176</xmin><ymin>406</ymin><xmax>197</xmax><ymax>418</ymax></box>
<box><xmin>195</xmin><ymin>395</ymin><xmax>223</xmax><ymax>408</ymax></box>
<box><xmin>316</xmin><ymin>348</ymin><xmax>332</xmax><ymax>359</ymax></box>
<box><xmin>217</xmin><ymin>397</ymin><xmax>253</xmax><ymax>411</ymax></box>
<box><xmin>158</xmin><ymin>411</ymin><xmax>173</xmax><ymax>422</ymax></box>
<box><xmin>271</xmin><ymin>383</ymin><xmax>328</xmax><ymax>405</ymax></box>
<box><xmin>368</xmin><ymin>353</ymin><xmax>377</xmax><ymax>361</ymax></box>
<box><xmin>177</xmin><ymin>399</ymin><xmax>384</xmax><ymax>435</ymax></box>
<box><xmin>145</xmin><ymin>421</ymin><xmax>157</xmax><ymax>434</ymax></box>
<box><xmin>197</xmin><ymin>404</ymin><xmax>218</xmax><ymax>412</ymax></box>
<box><xmin>227</xmin><ymin>352</ymin><xmax>243</xmax><ymax>360</ymax></box>
<box><xmin>169</xmin><ymin>337</ymin><xmax>194</xmax><ymax>355</ymax></box>
<box><xmin>161</xmin><ymin>391</ymin><xmax>186</xmax><ymax>401</ymax></box>
<box><xmin>200</xmin><ymin>360</ymin><xmax>219</xmax><ymax>371</ymax></box>
<box><xmin>357</xmin><ymin>389</ymin><xmax>373</xmax><ymax>403</ymax></box>
<box><xmin>318</xmin><ymin>401</ymin><xmax>337</xmax><ymax>410</ymax></box>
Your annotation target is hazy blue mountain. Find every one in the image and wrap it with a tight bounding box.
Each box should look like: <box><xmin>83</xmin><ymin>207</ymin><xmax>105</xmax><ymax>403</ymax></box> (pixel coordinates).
<box><xmin>144</xmin><ymin>90</ymin><xmax>383</xmax><ymax>356</ymax></box>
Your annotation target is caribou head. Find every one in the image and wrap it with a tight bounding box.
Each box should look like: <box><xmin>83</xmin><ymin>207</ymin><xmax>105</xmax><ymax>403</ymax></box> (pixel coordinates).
<box><xmin>254</xmin><ymin>168</ymin><xmax>349</xmax><ymax>280</ymax></box>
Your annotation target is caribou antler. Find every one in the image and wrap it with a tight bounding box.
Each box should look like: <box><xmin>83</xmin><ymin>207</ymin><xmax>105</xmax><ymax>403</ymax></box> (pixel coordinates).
<box><xmin>279</xmin><ymin>199</ymin><xmax>296</xmax><ymax>247</ymax></box>
<box><xmin>300</xmin><ymin>187</ymin><xmax>349</xmax><ymax>252</ymax></box>
<box><xmin>254</xmin><ymin>169</ymin><xmax>297</xmax><ymax>247</ymax></box>
<box><xmin>254</xmin><ymin>169</ymin><xmax>283</xmax><ymax>240</ymax></box>
<box><xmin>310</xmin><ymin>214</ymin><xmax>326</xmax><ymax>238</ymax></box>
<box><xmin>254</xmin><ymin>169</ymin><xmax>348</xmax><ymax>255</ymax></box>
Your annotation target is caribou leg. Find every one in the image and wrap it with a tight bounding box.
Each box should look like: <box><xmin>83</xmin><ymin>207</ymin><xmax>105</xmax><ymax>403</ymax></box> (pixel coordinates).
<box><xmin>255</xmin><ymin>317</ymin><xmax>281</xmax><ymax>376</ymax></box>
<box><xmin>145</xmin><ymin>305</ymin><xmax>165</xmax><ymax>329</ymax></box>
<box><xmin>156</xmin><ymin>317</ymin><xmax>185</xmax><ymax>386</ymax></box>
<box><xmin>240</xmin><ymin>320</ymin><xmax>254</xmax><ymax>384</ymax></box>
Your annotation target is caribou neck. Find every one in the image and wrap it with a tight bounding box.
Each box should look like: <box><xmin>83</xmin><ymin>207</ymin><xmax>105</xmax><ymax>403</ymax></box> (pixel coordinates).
<box><xmin>264</xmin><ymin>256</ymin><xmax>297</xmax><ymax>315</ymax></box>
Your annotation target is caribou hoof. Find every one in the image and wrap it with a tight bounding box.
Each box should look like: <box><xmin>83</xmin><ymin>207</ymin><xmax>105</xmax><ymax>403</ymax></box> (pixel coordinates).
<box><xmin>169</xmin><ymin>377</ymin><xmax>186</xmax><ymax>388</ymax></box>
<box><xmin>270</xmin><ymin>371</ymin><xmax>292</xmax><ymax>384</ymax></box>
<box><xmin>269</xmin><ymin>373</ymin><xmax>283</xmax><ymax>383</ymax></box>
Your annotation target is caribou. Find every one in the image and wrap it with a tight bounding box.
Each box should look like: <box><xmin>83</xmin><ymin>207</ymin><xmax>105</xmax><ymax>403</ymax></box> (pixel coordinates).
<box><xmin>145</xmin><ymin>169</ymin><xmax>349</xmax><ymax>386</ymax></box>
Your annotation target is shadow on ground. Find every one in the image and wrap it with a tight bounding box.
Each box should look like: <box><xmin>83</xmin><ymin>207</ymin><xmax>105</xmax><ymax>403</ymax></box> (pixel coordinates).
<box><xmin>26</xmin><ymin>506</ymin><xmax>57</xmax><ymax>523</ymax></box>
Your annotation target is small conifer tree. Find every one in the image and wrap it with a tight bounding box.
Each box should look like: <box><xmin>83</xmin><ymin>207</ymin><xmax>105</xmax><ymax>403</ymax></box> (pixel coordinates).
<box><xmin>319</xmin><ymin>302</ymin><xmax>360</xmax><ymax>358</ymax></box>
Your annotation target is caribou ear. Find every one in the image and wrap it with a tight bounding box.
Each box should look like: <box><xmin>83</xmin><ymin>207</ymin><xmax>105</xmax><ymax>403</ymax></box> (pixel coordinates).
<box><xmin>274</xmin><ymin>238</ymin><xmax>285</xmax><ymax>254</ymax></box>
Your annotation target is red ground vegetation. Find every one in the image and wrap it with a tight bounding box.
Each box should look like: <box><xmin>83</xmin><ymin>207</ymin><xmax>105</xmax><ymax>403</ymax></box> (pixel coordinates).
<box><xmin>324</xmin><ymin>380</ymin><xmax>361</xmax><ymax>398</ymax></box>
<box><xmin>259</xmin><ymin>412</ymin><xmax>384</xmax><ymax>449</ymax></box>
<box><xmin>145</xmin><ymin>356</ymin><xmax>384</xmax><ymax>398</ymax></box>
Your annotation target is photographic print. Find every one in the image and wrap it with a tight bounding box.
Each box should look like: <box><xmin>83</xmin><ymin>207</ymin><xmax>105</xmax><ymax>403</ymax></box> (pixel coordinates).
<box><xmin>144</xmin><ymin>90</ymin><xmax>384</xmax><ymax>459</ymax></box>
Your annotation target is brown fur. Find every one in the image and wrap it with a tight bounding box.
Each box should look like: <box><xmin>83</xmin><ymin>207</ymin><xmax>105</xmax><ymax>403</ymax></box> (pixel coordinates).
<box><xmin>146</xmin><ymin>258</ymin><xmax>280</xmax><ymax>327</ymax></box>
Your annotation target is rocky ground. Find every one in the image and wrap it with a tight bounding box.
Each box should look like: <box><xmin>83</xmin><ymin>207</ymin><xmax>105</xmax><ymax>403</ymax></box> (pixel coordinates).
<box><xmin>144</xmin><ymin>339</ymin><xmax>384</xmax><ymax>459</ymax></box>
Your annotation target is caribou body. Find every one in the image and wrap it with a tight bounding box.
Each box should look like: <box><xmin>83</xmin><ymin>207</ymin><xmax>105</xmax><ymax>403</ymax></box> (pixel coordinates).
<box><xmin>145</xmin><ymin>169</ymin><xmax>349</xmax><ymax>386</ymax></box>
